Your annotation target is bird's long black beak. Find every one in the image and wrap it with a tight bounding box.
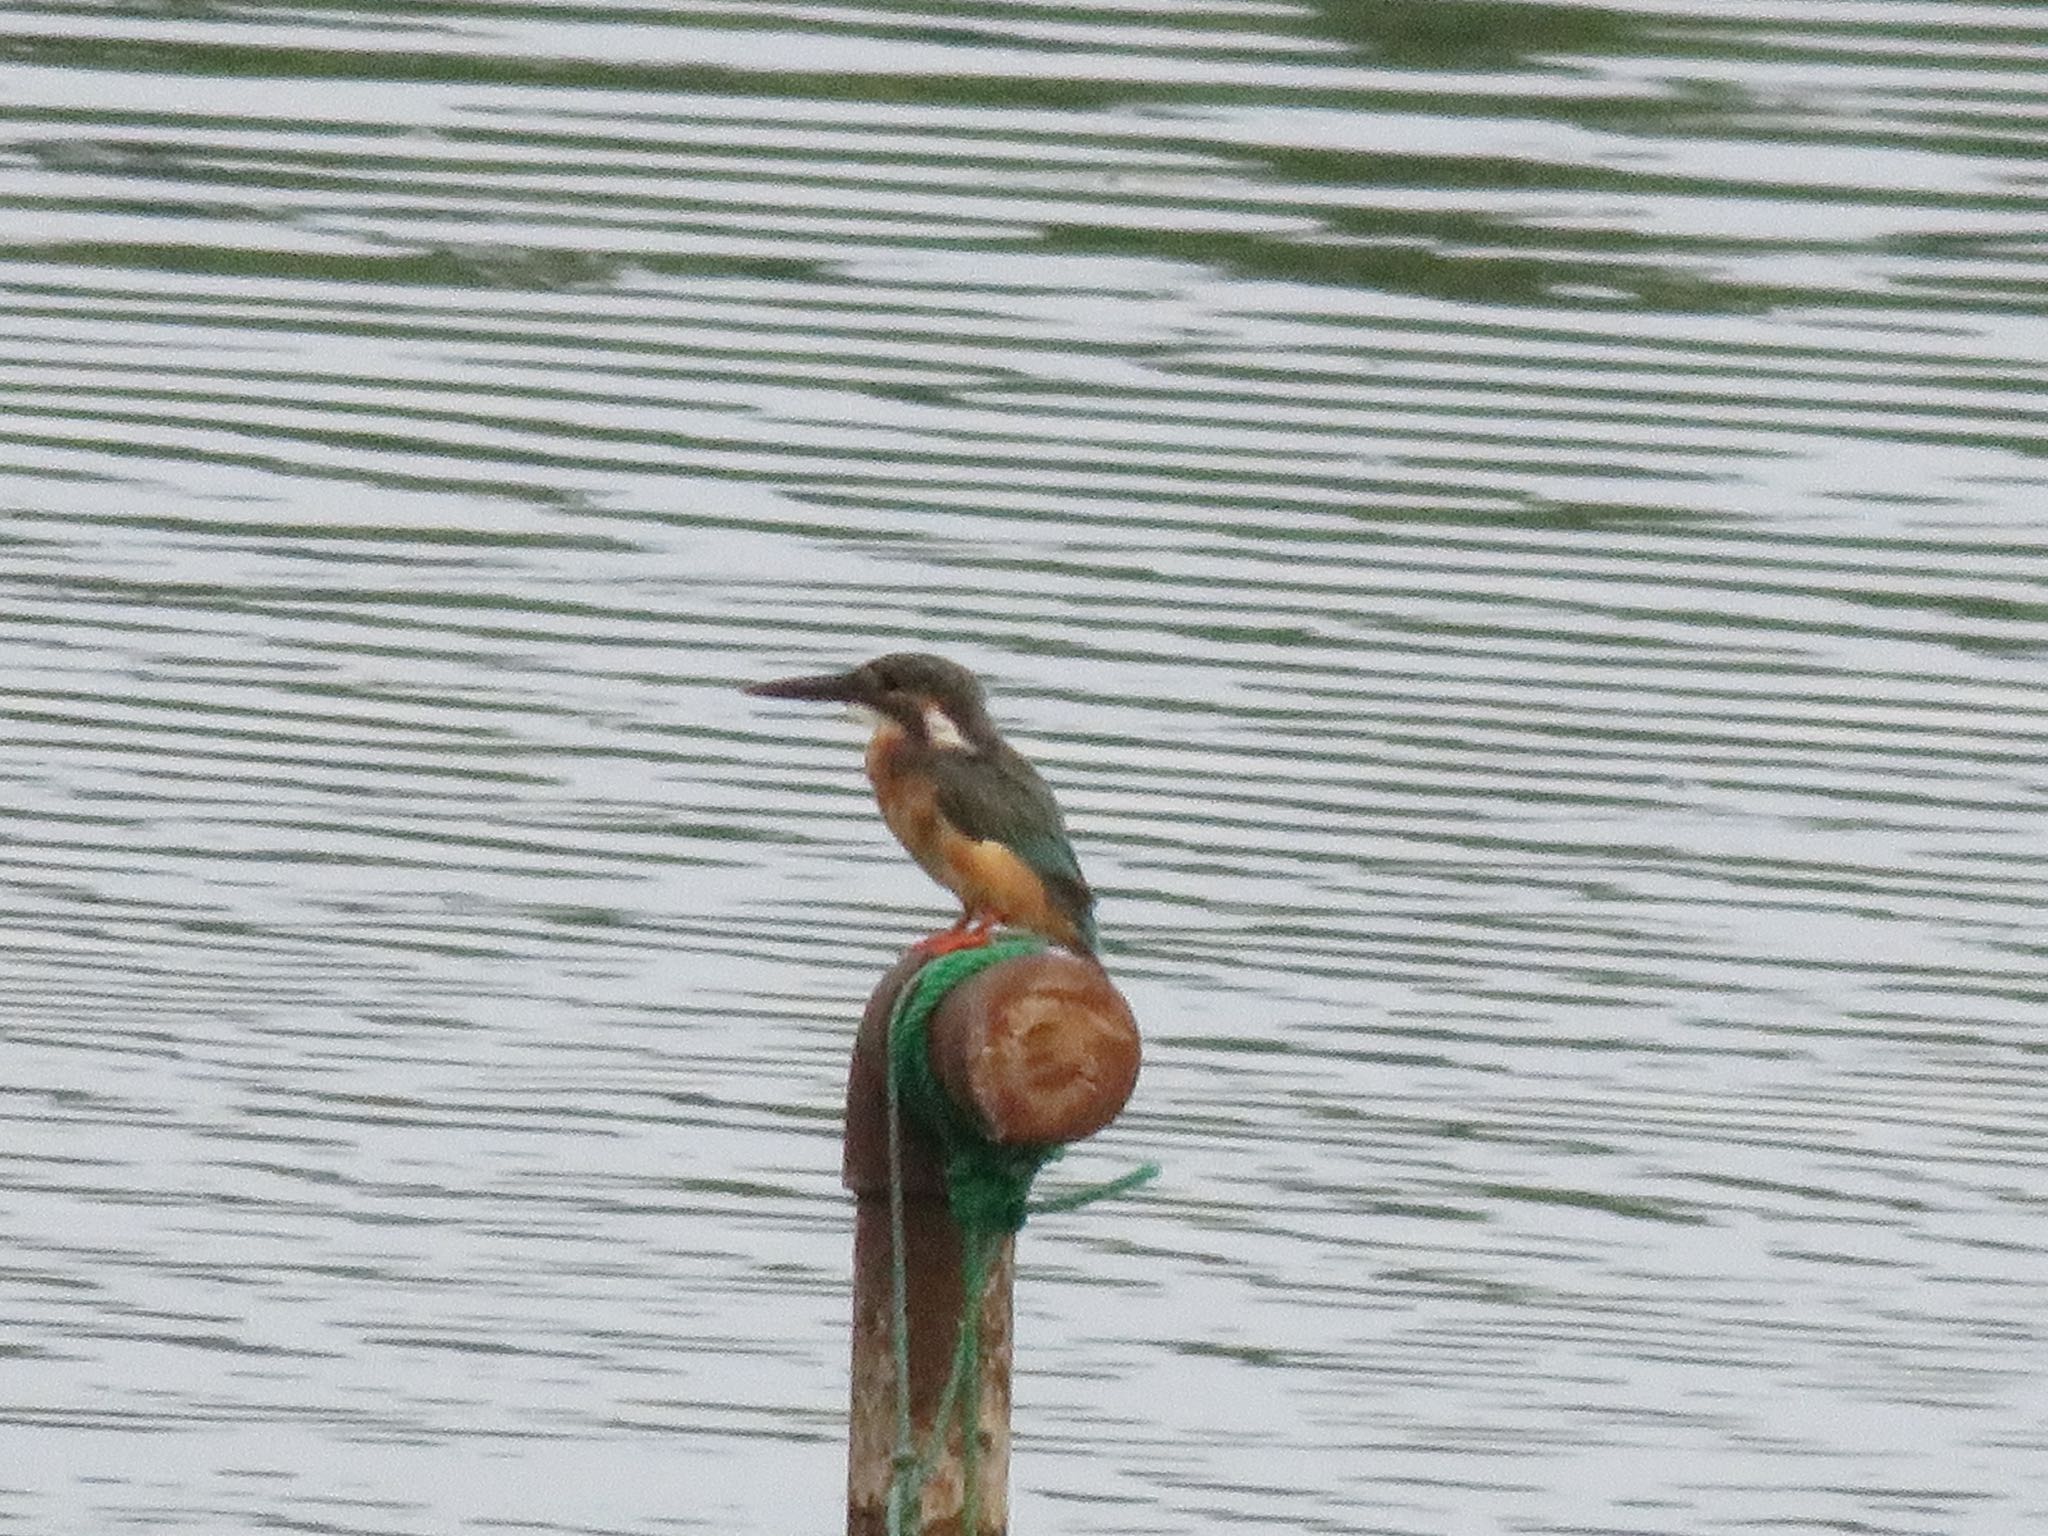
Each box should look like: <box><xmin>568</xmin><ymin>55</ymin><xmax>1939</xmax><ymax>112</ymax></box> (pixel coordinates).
<box><xmin>744</xmin><ymin>668</ymin><xmax>864</xmax><ymax>703</ymax></box>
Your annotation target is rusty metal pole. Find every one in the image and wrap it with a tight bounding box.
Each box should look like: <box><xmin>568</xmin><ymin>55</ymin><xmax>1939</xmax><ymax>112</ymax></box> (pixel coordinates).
<box><xmin>844</xmin><ymin>948</ymin><xmax>1140</xmax><ymax>1536</ymax></box>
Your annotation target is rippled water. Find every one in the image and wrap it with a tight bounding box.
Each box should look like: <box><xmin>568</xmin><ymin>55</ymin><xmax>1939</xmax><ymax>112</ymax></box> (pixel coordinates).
<box><xmin>4</xmin><ymin>2</ymin><xmax>2047</xmax><ymax>1533</ymax></box>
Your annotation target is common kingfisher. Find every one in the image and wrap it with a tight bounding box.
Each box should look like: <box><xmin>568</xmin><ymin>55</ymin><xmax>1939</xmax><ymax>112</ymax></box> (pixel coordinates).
<box><xmin>746</xmin><ymin>652</ymin><xmax>1097</xmax><ymax>958</ymax></box>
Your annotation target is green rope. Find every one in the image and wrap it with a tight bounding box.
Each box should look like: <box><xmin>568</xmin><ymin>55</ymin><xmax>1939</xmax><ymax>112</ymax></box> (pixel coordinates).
<box><xmin>1030</xmin><ymin>1159</ymin><xmax>1160</xmax><ymax>1215</ymax></box>
<box><xmin>879</xmin><ymin>937</ymin><xmax>1154</xmax><ymax>1535</ymax></box>
<box><xmin>887</xmin><ymin>938</ymin><xmax>1057</xmax><ymax>1235</ymax></box>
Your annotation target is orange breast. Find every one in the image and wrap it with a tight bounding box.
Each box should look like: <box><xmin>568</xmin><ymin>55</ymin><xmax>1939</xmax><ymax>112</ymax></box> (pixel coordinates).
<box><xmin>865</xmin><ymin>723</ymin><xmax>957</xmax><ymax>895</ymax></box>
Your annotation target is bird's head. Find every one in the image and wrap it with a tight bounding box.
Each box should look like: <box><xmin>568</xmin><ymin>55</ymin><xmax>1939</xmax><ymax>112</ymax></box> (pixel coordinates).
<box><xmin>745</xmin><ymin>652</ymin><xmax>995</xmax><ymax>751</ymax></box>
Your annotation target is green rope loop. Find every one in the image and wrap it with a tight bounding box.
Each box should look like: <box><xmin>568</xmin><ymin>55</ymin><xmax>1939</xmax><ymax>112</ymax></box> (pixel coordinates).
<box><xmin>885</xmin><ymin>936</ymin><xmax>1052</xmax><ymax>1228</ymax></box>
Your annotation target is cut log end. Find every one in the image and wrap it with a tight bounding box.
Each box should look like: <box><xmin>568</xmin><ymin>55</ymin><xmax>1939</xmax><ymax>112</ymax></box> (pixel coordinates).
<box><xmin>929</xmin><ymin>954</ymin><xmax>1141</xmax><ymax>1148</ymax></box>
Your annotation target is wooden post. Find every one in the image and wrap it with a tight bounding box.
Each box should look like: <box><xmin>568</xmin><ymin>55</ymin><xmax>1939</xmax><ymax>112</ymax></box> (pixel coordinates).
<box><xmin>844</xmin><ymin>948</ymin><xmax>1140</xmax><ymax>1536</ymax></box>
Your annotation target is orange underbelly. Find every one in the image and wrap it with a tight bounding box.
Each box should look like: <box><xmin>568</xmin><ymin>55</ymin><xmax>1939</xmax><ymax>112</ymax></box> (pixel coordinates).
<box><xmin>942</xmin><ymin>836</ymin><xmax>1081</xmax><ymax>948</ymax></box>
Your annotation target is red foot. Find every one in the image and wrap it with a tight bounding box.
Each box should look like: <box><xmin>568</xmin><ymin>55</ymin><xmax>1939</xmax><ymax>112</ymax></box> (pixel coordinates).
<box><xmin>909</xmin><ymin>914</ymin><xmax>1000</xmax><ymax>959</ymax></box>
<box><xmin>909</xmin><ymin>929</ymin><xmax>992</xmax><ymax>959</ymax></box>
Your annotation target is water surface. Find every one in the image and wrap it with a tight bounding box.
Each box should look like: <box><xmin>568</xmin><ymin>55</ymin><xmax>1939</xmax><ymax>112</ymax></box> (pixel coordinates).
<box><xmin>3</xmin><ymin>2</ymin><xmax>2046</xmax><ymax>1533</ymax></box>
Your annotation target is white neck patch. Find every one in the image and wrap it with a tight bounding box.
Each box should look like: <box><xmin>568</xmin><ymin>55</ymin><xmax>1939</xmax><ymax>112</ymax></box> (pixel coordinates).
<box><xmin>922</xmin><ymin>704</ymin><xmax>973</xmax><ymax>752</ymax></box>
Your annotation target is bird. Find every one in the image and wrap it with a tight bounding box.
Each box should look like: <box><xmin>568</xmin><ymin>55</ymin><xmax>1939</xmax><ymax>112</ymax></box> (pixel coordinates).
<box><xmin>746</xmin><ymin>652</ymin><xmax>1097</xmax><ymax>958</ymax></box>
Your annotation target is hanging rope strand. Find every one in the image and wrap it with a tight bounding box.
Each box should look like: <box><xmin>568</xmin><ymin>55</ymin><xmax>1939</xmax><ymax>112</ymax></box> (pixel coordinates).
<box><xmin>884</xmin><ymin>987</ymin><xmax>918</xmax><ymax>1536</ymax></box>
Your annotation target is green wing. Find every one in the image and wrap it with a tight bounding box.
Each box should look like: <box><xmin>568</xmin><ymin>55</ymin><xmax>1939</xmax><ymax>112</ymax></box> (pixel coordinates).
<box><xmin>928</xmin><ymin>748</ymin><xmax>1097</xmax><ymax>952</ymax></box>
